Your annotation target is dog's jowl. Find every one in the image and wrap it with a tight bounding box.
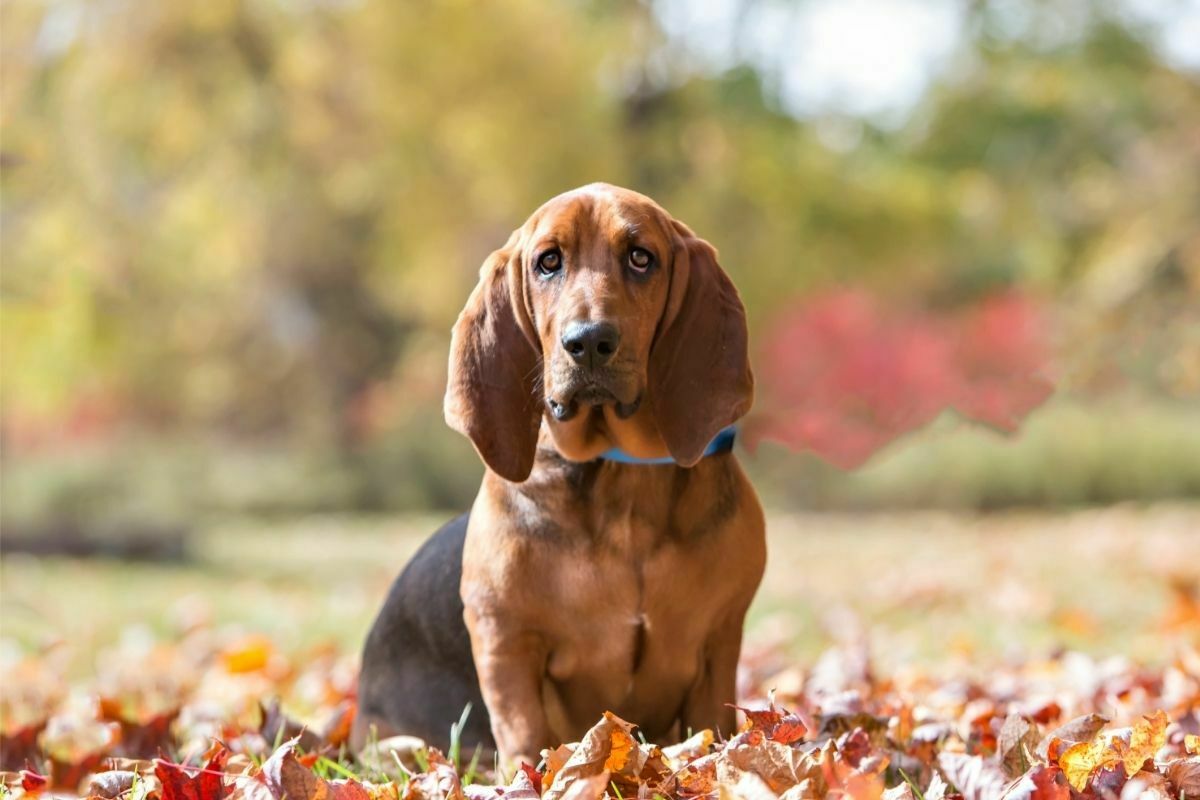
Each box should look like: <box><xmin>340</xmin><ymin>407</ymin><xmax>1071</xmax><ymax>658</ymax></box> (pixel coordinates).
<box><xmin>354</xmin><ymin>184</ymin><xmax>766</xmax><ymax>766</ymax></box>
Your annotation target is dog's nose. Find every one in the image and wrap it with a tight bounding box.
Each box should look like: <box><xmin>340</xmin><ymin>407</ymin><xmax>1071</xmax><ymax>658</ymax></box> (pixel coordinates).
<box><xmin>561</xmin><ymin>321</ymin><xmax>620</xmax><ymax>368</ymax></box>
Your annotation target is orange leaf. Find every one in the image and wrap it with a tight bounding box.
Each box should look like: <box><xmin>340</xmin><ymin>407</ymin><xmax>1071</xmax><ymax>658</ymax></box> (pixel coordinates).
<box><xmin>222</xmin><ymin>636</ymin><xmax>274</xmax><ymax>674</ymax></box>
<box><xmin>603</xmin><ymin>728</ymin><xmax>634</xmax><ymax>772</ymax></box>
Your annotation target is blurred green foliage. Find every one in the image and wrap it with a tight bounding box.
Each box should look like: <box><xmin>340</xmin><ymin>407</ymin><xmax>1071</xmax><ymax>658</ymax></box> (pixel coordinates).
<box><xmin>1</xmin><ymin>0</ymin><xmax>1197</xmax><ymax>521</ymax></box>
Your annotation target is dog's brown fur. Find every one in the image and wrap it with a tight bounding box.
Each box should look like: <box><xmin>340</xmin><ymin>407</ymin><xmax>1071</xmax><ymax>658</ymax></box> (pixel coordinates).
<box><xmin>353</xmin><ymin>184</ymin><xmax>765</xmax><ymax>765</ymax></box>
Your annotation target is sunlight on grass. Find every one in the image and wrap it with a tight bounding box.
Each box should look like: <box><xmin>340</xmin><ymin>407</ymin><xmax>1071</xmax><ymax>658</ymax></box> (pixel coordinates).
<box><xmin>2</xmin><ymin>507</ymin><xmax>1197</xmax><ymax>679</ymax></box>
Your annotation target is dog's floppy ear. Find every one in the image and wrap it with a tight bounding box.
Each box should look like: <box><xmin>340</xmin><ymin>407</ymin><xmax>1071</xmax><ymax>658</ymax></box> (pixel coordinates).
<box><xmin>445</xmin><ymin>231</ymin><xmax>542</xmax><ymax>482</ymax></box>
<box><xmin>649</xmin><ymin>221</ymin><xmax>753</xmax><ymax>466</ymax></box>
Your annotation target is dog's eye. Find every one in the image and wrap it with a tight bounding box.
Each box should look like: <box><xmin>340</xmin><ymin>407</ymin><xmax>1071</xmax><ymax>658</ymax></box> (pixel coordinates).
<box><xmin>628</xmin><ymin>247</ymin><xmax>653</xmax><ymax>273</ymax></box>
<box><xmin>537</xmin><ymin>250</ymin><xmax>562</xmax><ymax>275</ymax></box>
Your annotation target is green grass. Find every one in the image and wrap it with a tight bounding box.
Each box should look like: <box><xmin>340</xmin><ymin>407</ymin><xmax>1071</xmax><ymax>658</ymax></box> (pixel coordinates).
<box><xmin>2</xmin><ymin>506</ymin><xmax>1196</xmax><ymax>679</ymax></box>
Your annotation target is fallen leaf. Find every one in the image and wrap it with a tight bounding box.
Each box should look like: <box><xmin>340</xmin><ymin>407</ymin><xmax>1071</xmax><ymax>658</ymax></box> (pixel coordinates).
<box><xmin>1056</xmin><ymin>737</ymin><xmax>1121</xmax><ymax>793</ymax></box>
<box><xmin>498</xmin><ymin>766</ymin><xmax>541</xmax><ymax>800</ymax></box>
<box><xmin>662</xmin><ymin>729</ymin><xmax>714</xmax><ymax>767</ymax></box>
<box><xmin>727</xmin><ymin>770</ymin><xmax>779</xmax><ymax>800</ymax></box>
<box><xmin>923</xmin><ymin>772</ymin><xmax>949</xmax><ymax>800</ymax></box>
<box><xmin>402</xmin><ymin>750</ymin><xmax>464</xmax><ymax>800</ymax></box>
<box><xmin>88</xmin><ymin>770</ymin><xmax>139</xmax><ymax>799</ymax></box>
<box><xmin>517</xmin><ymin>763</ymin><xmax>542</xmax><ymax>796</ymax></box>
<box><xmin>676</xmin><ymin>753</ymin><xmax>718</xmax><ymax>796</ymax></box>
<box><xmin>1114</xmin><ymin>709</ymin><xmax>1167</xmax><ymax>776</ymax></box>
<box><xmin>156</xmin><ymin>746</ymin><xmax>228</xmax><ymax>800</ymax></box>
<box><xmin>1036</xmin><ymin>714</ymin><xmax>1109</xmax><ymax>760</ymax></box>
<box><xmin>21</xmin><ymin>768</ymin><xmax>48</xmax><ymax>794</ymax></box>
<box><xmin>1166</xmin><ymin>756</ymin><xmax>1200</xmax><ymax>797</ymax></box>
<box><xmin>555</xmin><ymin>772</ymin><xmax>609</xmax><ymax>800</ymax></box>
<box><xmin>996</xmin><ymin>715</ymin><xmax>1040</xmax><ymax>779</ymax></box>
<box><xmin>604</xmin><ymin>727</ymin><xmax>635</xmax><ymax>772</ymax></box>
<box><xmin>1118</xmin><ymin>772</ymin><xmax>1172</xmax><ymax>800</ymax></box>
<box><xmin>936</xmin><ymin>752</ymin><xmax>1010</xmax><ymax>800</ymax></box>
<box><xmin>729</xmin><ymin>701</ymin><xmax>809</xmax><ymax>745</ymax></box>
<box><xmin>223</xmin><ymin>637</ymin><xmax>275</xmax><ymax>675</ymax></box>
<box><xmin>543</xmin><ymin>713</ymin><xmax>639</xmax><ymax>800</ymax></box>
<box><xmin>999</xmin><ymin>765</ymin><xmax>1068</xmax><ymax>800</ymax></box>
<box><xmin>719</xmin><ymin>729</ymin><xmax>824</xmax><ymax>795</ymax></box>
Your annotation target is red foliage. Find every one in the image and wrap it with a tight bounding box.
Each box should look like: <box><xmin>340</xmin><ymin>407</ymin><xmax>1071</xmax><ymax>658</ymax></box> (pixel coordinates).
<box><xmin>20</xmin><ymin>768</ymin><xmax>48</xmax><ymax>794</ymax></box>
<box><xmin>747</xmin><ymin>289</ymin><xmax>1054</xmax><ymax>468</ymax></box>
<box><xmin>155</xmin><ymin>746</ymin><xmax>229</xmax><ymax>800</ymax></box>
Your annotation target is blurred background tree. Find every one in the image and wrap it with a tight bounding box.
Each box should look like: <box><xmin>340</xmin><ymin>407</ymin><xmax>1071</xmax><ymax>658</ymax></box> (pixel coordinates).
<box><xmin>2</xmin><ymin>0</ymin><xmax>1198</xmax><ymax>529</ymax></box>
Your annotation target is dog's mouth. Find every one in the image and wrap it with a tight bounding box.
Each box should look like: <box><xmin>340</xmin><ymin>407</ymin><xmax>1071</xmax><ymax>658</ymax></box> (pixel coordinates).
<box><xmin>546</xmin><ymin>384</ymin><xmax>641</xmax><ymax>422</ymax></box>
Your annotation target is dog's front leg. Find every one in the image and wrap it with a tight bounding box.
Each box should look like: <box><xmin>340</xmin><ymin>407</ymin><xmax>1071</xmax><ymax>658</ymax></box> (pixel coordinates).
<box><xmin>464</xmin><ymin>607</ymin><xmax>554</xmax><ymax>766</ymax></box>
<box><xmin>680</xmin><ymin>616</ymin><xmax>744</xmax><ymax>740</ymax></box>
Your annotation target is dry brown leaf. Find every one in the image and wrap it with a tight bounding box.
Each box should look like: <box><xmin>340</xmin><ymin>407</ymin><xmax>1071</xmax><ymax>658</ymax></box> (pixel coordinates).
<box><xmin>881</xmin><ymin>783</ymin><xmax>916</xmax><ymax>800</ymax></box>
<box><xmin>1118</xmin><ymin>771</ymin><xmax>1172</xmax><ymax>800</ymax></box>
<box><xmin>999</xmin><ymin>765</ymin><xmax>1068</xmax><ymax>800</ymax></box>
<box><xmin>258</xmin><ymin>738</ymin><xmax>380</xmax><ymax>800</ymax></box>
<box><xmin>541</xmin><ymin>743</ymin><xmax>575</xmax><ymax>792</ymax></box>
<box><xmin>718</xmin><ymin>730</ymin><xmax>824</xmax><ymax>795</ymax></box>
<box><xmin>543</xmin><ymin>713</ymin><xmax>637</xmax><ymax>800</ymax></box>
<box><xmin>662</xmin><ymin>729</ymin><xmax>714</xmax><ymax>768</ymax></box>
<box><xmin>776</xmin><ymin>779</ymin><xmax>819</xmax><ymax>800</ymax></box>
<box><xmin>936</xmin><ymin>752</ymin><xmax>1010</xmax><ymax>800</ymax></box>
<box><xmin>1035</xmin><ymin>714</ymin><xmax>1108</xmax><ymax>760</ymax></box>
<box><xmin>402</xmin><ymin>750</ymin><xmax>464</xmax><ymax>800</ymax></box>
<box><xmin>555</xmin><ymin>772</ymin><xmax>609</xmax><ymax>800</ymax></box>
<box><xmin>996</xmin><ymin>715</ymin><xmax>1040</xmax><ymax>779</ymax></box>
<box><xmin>923</xmin><ymin>772</ymin><xmax>949</xmax><ymax>800</ymax></box>
<box><xmin>260</xmin><ymin>740</ymin><xmax>326</xmax><ymax>800</ymax></box>
<box><xmin>1166</xmin><ymin>756</ymin><xmax>1200</xmax><ymax>797</ymax></box>
<box><xmin>726</xmin><ymin>770</ymin><xmax>779</xmax><ymax>800</ymax></box>
<box><xmin>87</xmin><ymin>770</ymin><xmax>139</xmax><ymax>799</ymax></box>
<box><xmin>820</xmin><ymin>744</ymin><xmax>886</xmax><ymax>800</ymax></box>
<box><xmin>675</xmin><ymin>752</ymin><xmax>718</xmax><ymax>796</ymax></box>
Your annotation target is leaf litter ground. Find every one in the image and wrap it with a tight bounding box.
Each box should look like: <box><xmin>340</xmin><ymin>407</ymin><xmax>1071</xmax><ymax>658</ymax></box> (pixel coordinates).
<box><xmin>3</xmin><ymin>508</ymin><xmax>1199</xmax><ymax>799</ymax></box>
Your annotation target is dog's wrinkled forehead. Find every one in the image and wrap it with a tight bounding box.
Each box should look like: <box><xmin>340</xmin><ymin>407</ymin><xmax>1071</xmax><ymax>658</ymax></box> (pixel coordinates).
<box><xmin>524</xmin><ymin>183</ymin><xmax>672</xmax><ymax>254</ymax></box>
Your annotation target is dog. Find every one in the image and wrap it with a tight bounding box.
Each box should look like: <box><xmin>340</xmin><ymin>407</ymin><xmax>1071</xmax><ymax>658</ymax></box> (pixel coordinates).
<box><xmin>353</xmin><ymin>184</ymin><xmax>765</xmax><ymax>766</ymax></box>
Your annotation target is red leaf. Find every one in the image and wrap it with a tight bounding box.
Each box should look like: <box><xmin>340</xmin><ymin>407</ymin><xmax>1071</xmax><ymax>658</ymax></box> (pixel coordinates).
<box><xmin>155</xmin><ymin>745</ymin><xmax>228</xmax><ymax>800</ymax></box>
<box><xmin>729</xmin><ymin>703</ymin><xmax>783</xmax><ymax>733</ymax></box>
<box><xmin>21</xmin><ymin>768</ymin><xmax>48</xmax><ymax>794</ymax></box>
<box><xmin>771</xmin><ymin>715</ymin><xmax>808</xmax><ymax>745</ymax></box>
<box><xmin>519</xmin><ymin>762</ymin><xmax>543</xmax><ymax>795</ymax></box>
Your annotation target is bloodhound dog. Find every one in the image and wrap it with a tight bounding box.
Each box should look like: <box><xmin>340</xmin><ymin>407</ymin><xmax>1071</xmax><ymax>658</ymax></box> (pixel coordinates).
<box><xmin>353</xmin><ymin>183</ymin><xmax>765</xmax><ymax>766</ymax></box>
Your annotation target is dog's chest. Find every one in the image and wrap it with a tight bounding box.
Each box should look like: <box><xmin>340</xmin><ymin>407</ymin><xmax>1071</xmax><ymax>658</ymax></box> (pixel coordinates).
<box><xmin>539</xmin><ymin>512</ymin><xmax>740</xmax><ymax>730</ymax></box>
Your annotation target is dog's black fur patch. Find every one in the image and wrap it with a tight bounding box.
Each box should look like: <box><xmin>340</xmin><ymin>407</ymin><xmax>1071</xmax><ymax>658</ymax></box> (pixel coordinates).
<box><xmin>356</xmin><ymin>513</ymin><xmax>495</xmax><ymax>752</ymax></box>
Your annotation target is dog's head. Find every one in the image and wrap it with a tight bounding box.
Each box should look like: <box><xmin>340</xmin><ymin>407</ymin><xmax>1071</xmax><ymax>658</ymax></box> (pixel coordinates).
<box><xmin>445</xmin><ymin>183</ymin><xmax>752</xmax><ymax>482</ymax></box>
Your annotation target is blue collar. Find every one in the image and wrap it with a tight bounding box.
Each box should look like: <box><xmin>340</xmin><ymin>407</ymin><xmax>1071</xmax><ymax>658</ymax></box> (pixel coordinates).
<box><xmin>597</xmin><ymin>425</ymin><xmax>737</xmax><ymax>465</ymax></box>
